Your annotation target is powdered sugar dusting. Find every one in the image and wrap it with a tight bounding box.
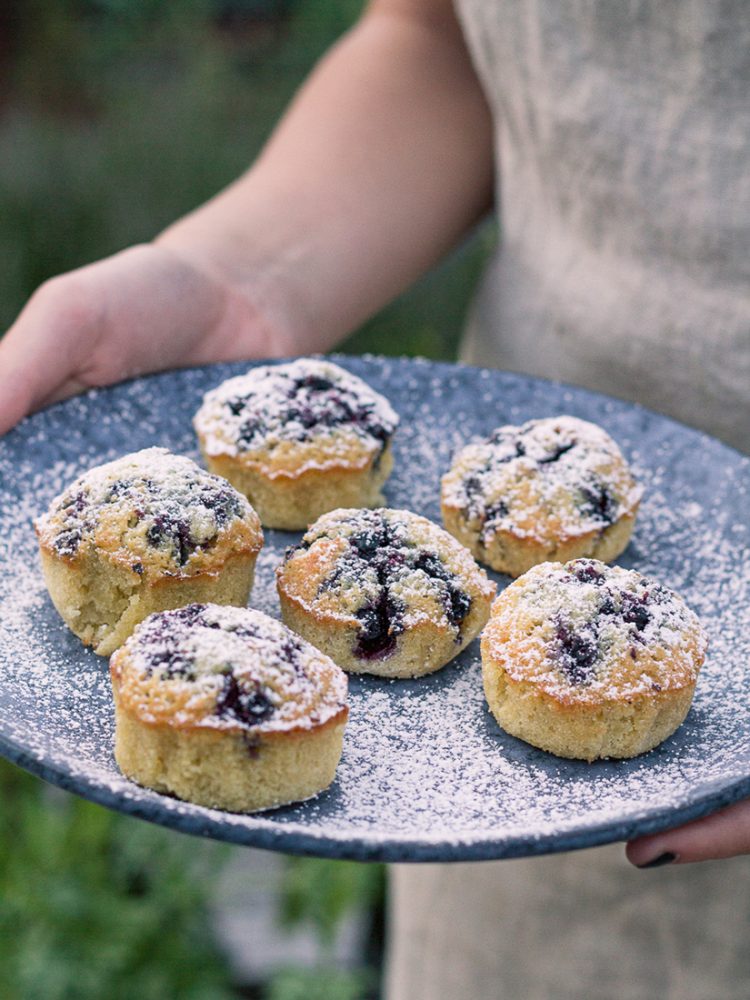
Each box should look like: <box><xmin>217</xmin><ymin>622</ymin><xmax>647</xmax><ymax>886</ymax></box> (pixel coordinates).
<box><xmin>442</xmin><ymin>415</ymin><xmax>642</xmax><ymax>544</ymax></box>
<box><xmin>36</xmin><ymin>446</ymin><xmax>259</xmax><ymax>570</ymax></box>
<box><xmin>194</xmin><ymin>358</ymin><xmax>398</xmax><ymax>467</ymax></box>
<box><xmin>0</xmin><ymin>357</ymin><xmax>748</xmax><ymax>861</ymax></box>
<box><xmin>281</xmin><ymin>507</ymin><xmax>494</xmax><ymax>640</ymax></box>
<box><xmin>115</xmin><ymin>603</ymin><xmax>346</xmax><ymax>732</ymax></box>
<box><xmin>484</xmin><ymin>559</ymin><xmax>706</xmax><ymax>701</ymax></box>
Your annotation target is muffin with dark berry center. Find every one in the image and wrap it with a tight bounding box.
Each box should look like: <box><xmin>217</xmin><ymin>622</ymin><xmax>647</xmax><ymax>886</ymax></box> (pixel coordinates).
<box><xmin>441</xmin><ymin>416</ymin><xmax>642</xmax><ymax>577</ymax></box>
<box><xmin>194</xmin><ymin>359</ymin><xmax>399</xmax><ymax>529</ymax></box>
<box><xmin>35</xmin><ymin>448</ymin><xmax>263</xmax><ymax>655</ymax></box>
<box><xmin>277</xmin><ymin>508</ymin><xmax>495</xmax><ymax>678</ymax></box>
<box><xmin>110</xmin><ymin>603</ymin><xmax>348</xmax><ymax>812</ymax></box>
<box><xmin>481</xmin><ymin>558</ymin><xmax>707</xmax><ymax>760</ymax></box>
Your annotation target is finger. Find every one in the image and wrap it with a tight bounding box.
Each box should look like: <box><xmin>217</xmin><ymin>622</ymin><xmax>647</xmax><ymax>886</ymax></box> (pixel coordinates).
<box><xmin>626</xmin><ymin>798</ymin><xmax>750</xmax><ymax>867</ymax></box>
<box><xmin>0</xmin><ymin>361</ymin><xmax>38</xmax><ymax>436</ymax></box>
<box><xmin>0</xmin><ymin>280</ymin><xmax>101</xmax><ymax>435</ymax></box>
<box><xmin>0</xmin><ymin>330</ymin><xmax>60</xmax><ymax>434</ymax></box>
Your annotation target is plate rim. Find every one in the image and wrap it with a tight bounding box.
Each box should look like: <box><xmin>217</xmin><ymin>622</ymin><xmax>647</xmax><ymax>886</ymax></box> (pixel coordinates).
<box><xmin>2</xmin><ymin>723</ymin><xmax>750</xmax><ymax>861</ymax></box>
<box><xmin>1</xmin><ymin>353</ymin><xmax>748</xmax><ymax>862</ymax></box>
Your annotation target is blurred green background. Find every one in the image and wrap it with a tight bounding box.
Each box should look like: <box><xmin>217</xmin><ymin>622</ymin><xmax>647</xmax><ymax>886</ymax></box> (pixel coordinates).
<box><xmin>0</xmin><ymin>2</ymin><xmax>491</xmax><ymax>997</ymax></box>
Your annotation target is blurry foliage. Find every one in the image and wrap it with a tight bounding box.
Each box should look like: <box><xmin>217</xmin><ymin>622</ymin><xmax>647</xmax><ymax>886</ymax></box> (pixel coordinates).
<box><xmin>0</xmin><ymin>752</ymin><xmax>386</xmax><ymax>999</ymax></box>
<box><xmin>263</xmin><ymin>855</ymin><xmax>385</xmax><ymax>998</ymax></box>
<box><xmin>265</xmin><ymin>965</ymin><xmax>374</xmax><ymax>1000</ymax></box>
<box><xmin>0</xmin><ymin>758</ymin><xmax>234</xmax><ymax>1000</ymax></box>
<box><xmin>278</xmin><ymin>857</ymin><xmax>384</xmax><ymax>951</ymax></box>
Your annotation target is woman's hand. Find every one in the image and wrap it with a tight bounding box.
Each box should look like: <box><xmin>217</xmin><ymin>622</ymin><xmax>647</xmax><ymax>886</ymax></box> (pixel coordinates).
<box><xmin>0</xmin><ymin>242</ymin><xmax>286</xmax><ymax>436</ymax></box>
<box><xmin>627</xmin><ymin>798</ymin><xmax>750</xmax><ymax>866</ymax></box>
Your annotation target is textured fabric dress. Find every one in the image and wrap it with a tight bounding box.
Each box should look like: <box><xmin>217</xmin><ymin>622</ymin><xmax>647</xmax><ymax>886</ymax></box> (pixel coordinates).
<box><xmin>385</xmin><ymin>2</ymin><xmax>750</xmax><ymax>998</ymax></box>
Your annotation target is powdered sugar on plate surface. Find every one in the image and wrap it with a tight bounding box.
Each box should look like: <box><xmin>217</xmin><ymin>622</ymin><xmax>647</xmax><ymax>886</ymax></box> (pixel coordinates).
<box><xmin>0</xmin><ymin>356</ymin><xmax>748</xmax><ymax>861</ymax></box>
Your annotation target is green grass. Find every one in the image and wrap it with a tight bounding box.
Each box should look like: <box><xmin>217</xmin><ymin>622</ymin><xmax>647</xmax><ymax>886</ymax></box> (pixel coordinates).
<box><xmin>0</xmin><ymin>760</ymin><xmax>235</xmax><ymax>1000</ymax></box>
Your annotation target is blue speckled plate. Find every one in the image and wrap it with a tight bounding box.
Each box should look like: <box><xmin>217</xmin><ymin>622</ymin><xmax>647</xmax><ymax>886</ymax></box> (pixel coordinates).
<box><xmin>0</xmin><ymin>355</ymin><xmax>748</xmax><ymax>862</ymax></box>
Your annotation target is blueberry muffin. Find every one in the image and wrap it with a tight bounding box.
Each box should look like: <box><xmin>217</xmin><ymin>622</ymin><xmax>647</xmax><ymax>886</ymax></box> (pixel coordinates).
<box><xmin>35</xmin><ymin>448</ymin><xmax>263</xmax><ymax>656</ymax></box>
<box><xmin>277</xmin><ymin>508</ymin><xmax>495</xmax><ymax>678</ymax></box>
<box><xmin>441</xmin><ymin>416</ymin><xmax>642</xmax><ymax>577</ymax></box>
<box><xmin>110</xmin><ymin>604</ymin><xmax>348</xmax><ymax>812</ymax></box>
<box><xmin>481</xmin><ymin>559</ymin><xmax>707</xmax><ymax>760</ymax></box>
<box><xmin>193</xmin><ymin>359</ymin><xmax>399</xmax><ymax>529</ymax></box>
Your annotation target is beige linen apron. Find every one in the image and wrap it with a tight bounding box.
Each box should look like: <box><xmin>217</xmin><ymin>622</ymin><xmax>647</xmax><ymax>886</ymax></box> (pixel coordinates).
<box><xmin>386</xmin><ymin>3</ymin><xmax>750</xmax><ymax>997</ymax></box>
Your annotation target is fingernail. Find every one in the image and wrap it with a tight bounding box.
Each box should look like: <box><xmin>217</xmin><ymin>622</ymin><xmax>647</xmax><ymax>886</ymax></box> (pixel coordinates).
<box><xmin>637</xmin><ymin>851</ymin><xmax>678</xmax><ymax>869</ymax></box>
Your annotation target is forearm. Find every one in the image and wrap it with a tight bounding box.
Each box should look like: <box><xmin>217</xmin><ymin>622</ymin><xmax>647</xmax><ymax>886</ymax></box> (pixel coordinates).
<box><xmin>157</xmin><ymin>0</ymin><xmax>494</xmax><ymax>355</ymax></box>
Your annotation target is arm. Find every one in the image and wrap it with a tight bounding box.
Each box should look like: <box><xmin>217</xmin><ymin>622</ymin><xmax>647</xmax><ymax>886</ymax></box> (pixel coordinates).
<box><xmin>160</xmin><ymin>0</ymin><xmax>494</xmax><ymax>352</ymax></box>
<box><xmin>0</xmin><ymin>0</ymin><xmax>493</xmax><ymax>434</ymax></box>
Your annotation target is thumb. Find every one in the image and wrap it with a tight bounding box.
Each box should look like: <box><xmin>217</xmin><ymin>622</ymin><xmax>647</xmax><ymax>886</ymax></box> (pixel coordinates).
<box><xmin>0</xmin><ymin>276</ymin><xmax>103</xmax><ymax>436</ymax></box>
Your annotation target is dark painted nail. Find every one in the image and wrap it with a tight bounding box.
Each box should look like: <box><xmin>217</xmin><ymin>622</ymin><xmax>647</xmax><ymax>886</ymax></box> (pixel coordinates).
<box><xmin>638</xmin><ymin>851</ymin><xmax>677</xmax><ymax>869</ymax></box>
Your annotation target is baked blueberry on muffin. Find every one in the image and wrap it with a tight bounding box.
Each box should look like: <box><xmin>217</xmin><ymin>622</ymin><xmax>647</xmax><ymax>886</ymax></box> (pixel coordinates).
<box><xmin>110</xmin><ymin>603</ymin><xmax>348</xmax><ymax>812</ymax></box>
<box><xmin>277</xmin><ymin>508</ymin><xmax>495</xmax><ymax>678</ymax></box>
<box><xmin>481</xmin><ymin>559</ymin><xmax>707</xmax><ymax>760</ymax></box>
<box><xmin>194</xmin><ymin>359</ymin><xmax>399</xmax><ymax>529</ymax></box>
<box><xmin>35</xmin><ymin>448</ymin><xmax>263</xmax><ymax>656</ymax></box>
<box><xmin>441</xmin><ymin>416</ymin><xmax>642</xmax><ymax>577</ymax></box>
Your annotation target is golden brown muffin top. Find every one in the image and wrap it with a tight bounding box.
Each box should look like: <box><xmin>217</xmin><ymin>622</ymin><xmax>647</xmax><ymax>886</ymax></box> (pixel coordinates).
<box><xmin>482</xmin><ymin>559</ymin><xmax>707</xmax><ymax>705</ymax></box>
<box><xmin>110</xmin><ymin>603</ymin><xmax>348</xmax><ymax>733</ymax></box>
<box><xmin>36</xmin><ymin>448</ymin><xmax>262</xmax><ymax>578</ymax></box>
<box><xmin>442</xmin><ymin>416</ymin><xmax>642</xmax><ymax>544</ymax></box>
<box><xmin>193</xmin><ymin>359</ymin><xmax>399</xmax><ymax>479</ymax></box>
<box><xmin>278</xmin><ymin>508</ymin><xmax>495</xmax><ymax>662</ymax></box>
